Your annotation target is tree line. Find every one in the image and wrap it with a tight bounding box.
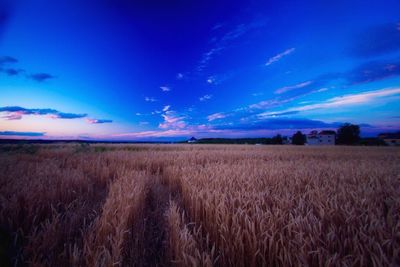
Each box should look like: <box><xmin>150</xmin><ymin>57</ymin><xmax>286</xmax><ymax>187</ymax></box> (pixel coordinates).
<box><xmin>195</xmin><ymin>123</ymin><xmax>386</xmax><ymax>145</ymax></box>
<box><xmin>290</xmin><ymin>123</ymin><xmax>386</xmax><ymax>145</ymax></box>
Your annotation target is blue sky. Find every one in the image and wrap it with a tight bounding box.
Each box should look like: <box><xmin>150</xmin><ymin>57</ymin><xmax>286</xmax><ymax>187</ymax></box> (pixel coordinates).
<box><xmin>0</xmin><ymin>0</ymin><xmax>399</xmax><ymax>140</ymax></box>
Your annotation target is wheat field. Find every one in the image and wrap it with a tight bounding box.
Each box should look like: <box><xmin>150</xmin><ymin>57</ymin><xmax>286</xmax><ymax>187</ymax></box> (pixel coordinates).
<box><xmin>0</xmin><ymin>144</ymin><xmax>399</xmax><ymax>266</ymax></box>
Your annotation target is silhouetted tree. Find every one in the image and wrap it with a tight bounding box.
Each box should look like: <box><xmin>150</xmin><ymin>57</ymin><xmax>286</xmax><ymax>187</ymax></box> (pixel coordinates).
<box><xmin>337</xmin><ymin>123</ymin><xmax>360</xmax><ymax>145</ymax></box>
<box><xmin>359</xmin><ymin>138</ymin><xmax>387</xmax><ymax>146</ymax></box>
<box><xmin>292</xmin><ymin>131</ymin><xmax>306</xmax><ymax>145</ymax></box>
<box><xmin>272</xmin><ymin>134</ymin><xmax>283</xmax><ymax>144</ymax></box>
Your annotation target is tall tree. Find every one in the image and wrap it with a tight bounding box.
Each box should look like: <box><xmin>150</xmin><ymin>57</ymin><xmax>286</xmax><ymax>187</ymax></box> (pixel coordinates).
<box><xmin>272</xmin><ymin>134</ymin><xmax>283</xmax><ymax>144</ymax></box>
<box><xmin>292</xmin><ymin>131</ymin><xmax>306</xmax><ymax>145</ymax></box>
<box><xmin>337</xmin><ymin>123</ymin><xmax>360</xmax><ymax>145</ymax></box>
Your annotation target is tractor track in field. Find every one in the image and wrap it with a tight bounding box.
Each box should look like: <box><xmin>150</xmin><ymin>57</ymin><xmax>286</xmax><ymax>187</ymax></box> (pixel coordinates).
<box><xmin>124</xmin><ymin>175</ymin><xmax>171</xmax><ymax>267</ymax></box>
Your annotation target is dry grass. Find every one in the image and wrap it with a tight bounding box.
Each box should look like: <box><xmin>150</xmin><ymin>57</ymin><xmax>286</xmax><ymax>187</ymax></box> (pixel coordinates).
<box><xmin>164</xmin><ymin>147</ymin><xmax>400</xmax><ymax>266</ymax></box>
<box><xmin>166</xmin><ymin>200</ymin><xmax>216</xmax><ymax>267</ymax></box>
<box><xmin>0</xmin><ymin>144</ymin><xmax>398</xmax><ymax>266</ymax></box>
<box><xmin>83</xmin><ymin>170</ymin><xmax>147</xmax><ymax>266</ymax></box>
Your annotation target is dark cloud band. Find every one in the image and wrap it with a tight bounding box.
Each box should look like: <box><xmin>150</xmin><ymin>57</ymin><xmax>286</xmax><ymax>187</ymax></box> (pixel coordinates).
<box><xmin>351</xmin><ymin>23</ymin><xmax>400</xmax><ymax>58</ymax></box>
<box><xmin>0</xmin><ymin>131</ymin><xmax>45</xmax><ymax>136</ymax></box>
<box><xmin>28</xmin><ymin>73</ymin><xmax>55</xmax><ymax>82</ymax></box>
<box><xmin>0</xmin><ymin>55</ymin><xmax>55</xmax><ymax>82</ymax></box>
<box><xmin>0</xmin><ymin>106</ymin><xmax>87</xmax><ymax>120</ymax></box>
<box><xmin>0</xmin><ymin>56</ymin><xmax>18</xmax><ymax>65</ymax></box>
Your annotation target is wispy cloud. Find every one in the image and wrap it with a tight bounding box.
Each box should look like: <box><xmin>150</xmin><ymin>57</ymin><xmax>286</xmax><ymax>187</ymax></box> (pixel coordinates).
<box><xmin>159</xmin><ymin>110</ymin><xmax>186</xmax><ymax>129</ymax></box>
<box><xmin>160</xmin><ymin>86</ymin><xmax>171</xmax><ymax>92</ymax></box>
<box><xmin>114</xmin><ymin>129</ymin><xmax>192</xmax><ymax>138</ymax></box>
<box><xmin>51</xmin><ymin>112</ymin><xmax>87</xmax><ymax>119</ymax></box>
<box><xmin>315</xmin><ymin>87</ymin><xmax>329</xmax><ymax>93</ymax></box>
<box><xmin>162</xmin><ymin>105</ymin><xmax>170</xmax><ymax>112</ymax></box>
<box><xmin>206</xmin><ymin>72</ymin><xmax>233</xmax><ymax>85</ymax></box>
<box><xmin>0</xmin><ymin>56</ymin><xmax>17</xmax><ymax>65</ymax></box>
<box><xmin>28</xmin><ymin>73</ymin><xmax>55</xmax><ymax>82</ymax></box>
<box><xmin>112</xmin><ymin>117</ymin><xmax>345</xmax><ymax>139</ymax></box>
<box><xmin>207</xmin><ymin>112</ymin><xmax>227</xmax><ymax>121</ymax></box>
<box><xmin>252</xmin><ymin>92</ymin><xmax>264</xmax><ymax>97</ymax></box>
<box><xmin>212</xmin><ymin>23</ymin><xmax>224</xmax><ymax>31</ymax></box>
<box><xmin>176</xmin><ymin>73</ymin><xmax>184</xmax><ymax>80</ymax></box>
<box><xmin>249</xmin><ymin>97</ymin><xmax>296</xmax><ymax>109</ymax></box>
<box><xmin>220</xmin><ymin>24</ymin><xmax>248</xmax><ymax>42</ymax></box>
<box><xmin>0</xmin><ymin>56</ymin><xmax>55</xmax><ymax>82</ymax></box>
<box><xmin>0</xmin><ymin>106</ymin><xmax>87</xmax><ymax>120</ymax></box>
<box><xmin>346</xmin><ymin>60</ymin><xmax>400</xmax><ymax>84</ymax></box>
<box><xmin>86</xmin><ymin>118</ymin><xmax>113</xmax><ymax>124</ymax></box>
<box><xmin>151</xmin><ymin>110</ymin><xmax>162</xmax><ymax>115</ymax></box>
<box><xmin>259</xmin><ymin>87</ymin><xmax>400</xmax><ymax>118</ymax></box>
<box><xmin>213</xmin><ymin>118</ymin><xmax>342</xmax><ymax>131</ymax></box>
<box><xmin>0</xmin><ymin>56</ymin><xmax>24</xmax><ymax>76</ymax></box>
<box><xmin>287</xmin><ymin>59</ymin><xmax>400</xmax><ymax>88</ymax></box>
<box><xmin>145</xmin><ymin>97</ymin><xmax>157</xmax><ymax>102</ymax></box>
<box><xmin>211</xmin><ymin>84</ymin><xmax>331</xmax><ymax>124</ymax></box>
<box><xmin>199</xmin><ymin>94</ymin><xmax>213</xmax><ymax>101</ymax></box>
<box><xmin>207</xmin><ymin>76</ymin><xmax>215</xmax><ymax>84</ymax></box>
<box><xmin>351</xmin><ymin>23</ymin><xmax>400</xmax><ymax>58</ymax></box>
<box><xmin>114</xmin><ymin>124</ymin><xmax>215</xmax><ymax>139</ymax></box>
<box><xmin>197</xmin><ymin>47</ymin><xmax>224</xmax><ymax>72</ymax></box>
<box><xmin>1</xmin><ymin>70</ymin><xmax>55</xmax><ymax>82</ymax></box>
<box><xmin>0</xmin><ymin>68</ymin><xmax>24</xmax><ymax>76</ymax></box>
<box><xmin>0</xmin><ymin>131</ymin><xmax>45</xmax><ymax>137</ymax></box>
<box><xmin>0</xmin><ymin>56</ymin><xmax>25</xmax><ymax>76</ymax></box>
<box><xmin>197</xmin><ymin>19</ymin><xmax>266</xmax><ymax>72</ymax></box>
<box><xmin>265</xmin><ymin>110</ymin><xmax>300</xmax><ymax>116</ymax></box>
<box><xmin>265</xmin><ymin>48</ymin><xmax>295</xmax><ymax>66</ymax></box>
<box><xmin>274</xmin><ymin>81</ymin><xmax>313</xmax><ymax>94</ymax></box>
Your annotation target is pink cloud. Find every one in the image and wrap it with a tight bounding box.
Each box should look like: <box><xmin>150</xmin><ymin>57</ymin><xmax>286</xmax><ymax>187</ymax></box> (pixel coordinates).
<box><xmin>207</xmin><ymin>112</ymin><xmax>227</xmax><ymax>121</ymax></box>
<box><xmin>158</xmin><ymin>110</ymin><xmax>186</xmax><ymax>129</ymax></box>
<box><xmin>2</xmin><ymin>111</ymin><xmax>24</xmax><ymax>120</ymax></box>
<box><xmin>86</xmin><ymin>118</ymin><xmax>113</xmax><ymax>124</ymax></box>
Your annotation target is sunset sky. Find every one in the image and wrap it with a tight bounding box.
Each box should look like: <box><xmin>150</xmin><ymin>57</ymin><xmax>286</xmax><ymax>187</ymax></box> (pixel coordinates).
<box><xmin>0</xmin><ymin>0</ymin><xmax>399</xmax><ymax>140</ymax></box>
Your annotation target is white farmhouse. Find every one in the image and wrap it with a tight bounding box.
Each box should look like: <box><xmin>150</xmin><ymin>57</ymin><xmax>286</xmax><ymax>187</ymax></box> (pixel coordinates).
<box><xmin>306</xmin><ymin>130</ymin><xmax>336</xmax><ymax>145</ymax></box>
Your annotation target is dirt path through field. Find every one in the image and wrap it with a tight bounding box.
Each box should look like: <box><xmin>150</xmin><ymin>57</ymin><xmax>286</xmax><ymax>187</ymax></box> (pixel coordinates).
<box><xmin>125</xmin><ymin>175</ymin><xmax>171</xmax><ymax>267</ymax></box>
<box><xmin>142</xmin><ymin>176</ymin><xmax>170</xmax><ymax>266</ymax></box>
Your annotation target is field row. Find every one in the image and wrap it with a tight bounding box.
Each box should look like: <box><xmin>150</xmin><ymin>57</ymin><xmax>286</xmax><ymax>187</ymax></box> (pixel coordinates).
<box><xmin>0</xmin><ymin>144</ymin><xmax>399</xmax><ymax>266</ymax></box>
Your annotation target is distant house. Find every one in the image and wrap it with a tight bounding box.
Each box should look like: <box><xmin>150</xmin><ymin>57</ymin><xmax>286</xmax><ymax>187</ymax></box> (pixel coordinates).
<box><xmin>306</xmin><ymin>130</ymin><xmax>336</xmax><ymax>145</ymax></box>
<box><xmin>378</xmin><ymin>133</ymin><xmax>400</xmax><ymax>146</ymax></box>
<box><xmin>187</xmin><ymin>137</ymin><xmax>197</xmax><ymax>143</ymax></box>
